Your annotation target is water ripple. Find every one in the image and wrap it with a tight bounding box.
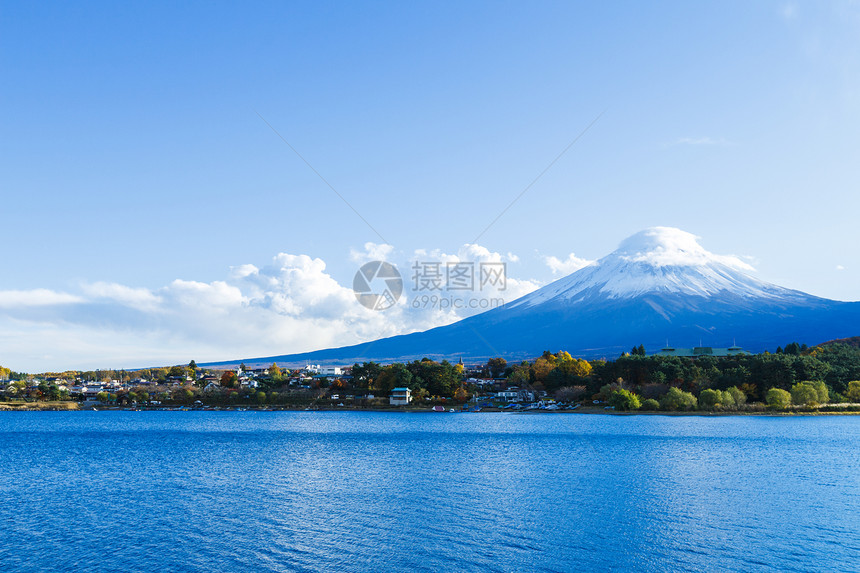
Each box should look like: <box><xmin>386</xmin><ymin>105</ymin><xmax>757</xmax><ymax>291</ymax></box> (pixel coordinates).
<box><xmin>1</xmin><ymin>412</ymin><xmax>859</xmax><ymax>572</ymax></box>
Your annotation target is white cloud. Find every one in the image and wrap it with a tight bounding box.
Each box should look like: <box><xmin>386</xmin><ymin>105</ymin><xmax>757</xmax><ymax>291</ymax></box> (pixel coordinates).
<box><xmin>229</xmin><ymin>264</ymin><xmax>259</xmax><ymax>279</ymax></box>
<box><xmin>350</xmin><ymin>242</ymin><xmax>395</xmax><ymax>263</ymax></box>
<box><xmin>617</xmin><ymin>227</ymin><xmax>755</xmax><ymax>271</ymax></box>
<box><xmin>544</xmin><ymin>253</ymin><xmax>595</xmax><ymax>275</ymax></box>
<box><xmin>80</xmin><ymin>282</ymin><xmax>162</xmax><ymax>312</ymax></box>
<box><xmin>0</xmin><ymin>289</ymin><xmax>83</xmax><ymax>308</ymax></box>
<box><xmin>740</xmin><ymin>254</ymin><xmax>760</xmax><ymax>266</ymax></box>
<box><xmin>0</xmin><ymin>244</ymin><xmax>545</xmax><ymax>371</ymax></box>
<box><xmin>408</xmin><ymin>244</ymin><xmax>540</xmax><ymax>306</ymax></box>
<box><xmin>836</xmin><ymin>265</ymin><xmax>846</xmax><ymax>271</ymax></box>
<box><xmin>165</xmin><ymin>280</ymin><xmax>246</xmax><ymax>309</ymax></box>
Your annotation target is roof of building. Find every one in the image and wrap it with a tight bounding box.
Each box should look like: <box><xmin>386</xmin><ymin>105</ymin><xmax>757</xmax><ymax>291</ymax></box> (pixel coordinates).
<box><xmin>652</xmin><ymin>346</ymin><xmax>749</xmax><ymax>358</ymax></box>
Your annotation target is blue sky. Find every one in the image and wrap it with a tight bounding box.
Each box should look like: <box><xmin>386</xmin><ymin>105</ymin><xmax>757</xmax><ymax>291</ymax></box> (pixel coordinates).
<box><xmin>1</xmin><ymin>1</ymin><xmax>859</xmax><ymax>371</ymax></box>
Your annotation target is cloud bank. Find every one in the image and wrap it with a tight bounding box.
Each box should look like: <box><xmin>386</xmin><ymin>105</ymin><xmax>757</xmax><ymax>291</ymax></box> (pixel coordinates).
<box><xmin>0</xmin><ymin>243</ymin><xmax>541</xmax><ymax>371</ymax></box>
<box><xmin>1</xmin><ymin>230</ymin><xmax>759</xmax><ymax>371</ymax></box>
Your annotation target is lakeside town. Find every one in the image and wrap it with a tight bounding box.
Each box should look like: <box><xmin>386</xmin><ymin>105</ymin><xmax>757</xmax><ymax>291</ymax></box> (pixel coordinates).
<box><xmin>3</xmin><ymin>338</ymin><xmax>860</xmax><ymax>414</ymax></box>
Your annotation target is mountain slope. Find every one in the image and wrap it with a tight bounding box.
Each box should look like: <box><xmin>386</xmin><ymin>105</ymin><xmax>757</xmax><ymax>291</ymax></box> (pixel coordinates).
<box><xmin>203</xmin><ymin>228</ymin><xmax>860</xmax><ymax>368</ymax></box>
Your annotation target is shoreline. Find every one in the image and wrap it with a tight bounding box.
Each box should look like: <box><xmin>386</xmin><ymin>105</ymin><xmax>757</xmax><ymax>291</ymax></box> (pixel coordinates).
<box><xmin>2</xmin><ymin>402</ymin><xmax>859</xmax><ymax>416</ymax></box>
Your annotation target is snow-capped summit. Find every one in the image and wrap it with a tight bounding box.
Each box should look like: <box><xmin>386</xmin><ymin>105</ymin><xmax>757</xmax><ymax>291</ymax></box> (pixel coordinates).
<box><xmin>512</xmin><ymin>227</ymin><xmax>808</xmax><ymax>306</ymax></box>
<box><xmin>218</xmin><ymin>227</ymin><xmax>860</xmax><ymax>366</ymax></box>
<box><xmin>614</xmin><ymin>227</ymin><xmax>752</xmax><ymax>269</ymax></box>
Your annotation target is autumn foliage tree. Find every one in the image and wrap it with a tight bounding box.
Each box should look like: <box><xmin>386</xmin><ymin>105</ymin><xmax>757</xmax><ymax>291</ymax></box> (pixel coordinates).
<box><xmin>220</xmin><ymin>370</ymin><xmax>238</xmax><ymax>388</ymax></box>
<box><xmin>270</xmin><ymin>363</ymin><xmax>282</xmax><ymax>379</ymax></box>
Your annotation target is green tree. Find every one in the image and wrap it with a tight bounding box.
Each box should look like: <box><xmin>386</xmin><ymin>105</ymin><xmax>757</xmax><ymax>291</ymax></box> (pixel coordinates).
<box><xmin>608</xmin><ymin>388</ymin><xmax>641</xmax><ymax>411</ymax></box>
<box><xmin>168</xmin><ymin>365</ymin><xmax>187</xmax><ymax>378</ymax></box>
<box><xmin>784</xmin><ymin>342</ymin><xmax>802</xmax><ymax>356</ymax></box>
<box><xmin>847</xmin><ymin>381</ymin><xmax>860</xmax><ymax>403</ymax></box>
<box><xmin>659</xmin><ymin>387</ymin><xmax>697</xmax><ymax>411</ymax></box>
<box><xmin>719</xmin><ymin>389</ymin><xmax>736</xmax><ymax>409</ymax></box>
<box><xmin>46</xmin><ymin>384</ymin><xmax>60</xmax><ymax>401</ymax></box>
<box><xmin>352</xmin><ymin>362</ymin><xmax>382</xmax><ymax>390</ymax></box>
<box><xmin>791</xmin><ymin>382</ymin><xmax>822</xmax><ymax>406</ymax></box>
<box><xmin>641</xmin><ymin>398</ymin><xmax>660</xmax><ymax>411</ymax></box>
<box><xmin>698</xmin><ymin>388</ymin><xmax>722</xmax><ymax>410</ymax></box>
<box><xmin>174</xmin><ymin>388</ymin><xmax>194</xmax><ymax>404</ymax></box>
<box><xmin>629</xmin><ymin>344</ymin><xmax>646</xmax><ymax>356</ymax></box>
<box><xmin>255</xmin><ymin>391</ymin><xmax>267</xmax><ymax>404</ymax></box>
<box><xmin>96</xmin><ymin>391</ymin><xmax>109</xmax><ymax>403</ymax></box>
<box><xmin>376</xmin><ymin>363</ymin><xmax>413</xmax><ymax>394</ymax></box>
<box><xmin>725</xmin><ymin>386</ymin><xmax>747</xmax><ymax>408</ymax></box>
<box><xmin>812</xmin><ymin>380</ymin><xmax>829</xmax><ymax>404</ymax></box>
<box><xmin>406</xmin><ymin>359</ymin><xmax>458</xmax><ymax>397</ymax></box>
<box><xmin>487</xmin><ymin>357</ymin><xmax>507</xmax><ymax>378</ymax></box>
<box><xmin>650</xmin><ymin>371</ymin><xmax>667</xmax><ymax>385</ymax></box>
<box><xmin>766</xmin><ymin>388</ymin><xmax>792</xmax><ymax>410</ymax></box>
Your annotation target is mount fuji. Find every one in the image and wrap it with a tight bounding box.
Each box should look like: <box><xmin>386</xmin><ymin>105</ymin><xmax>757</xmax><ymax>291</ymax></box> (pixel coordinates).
<box><xmin>208</xmin><ymin>228</ymin><xmax>860</xmax><ymax>367</ymax></box>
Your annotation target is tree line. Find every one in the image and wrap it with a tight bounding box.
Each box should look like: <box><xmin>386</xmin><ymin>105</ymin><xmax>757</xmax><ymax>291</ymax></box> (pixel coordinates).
<box><xmin>5</xmin><ymin>341</ymin><xmax>860</xmax><ymax>411</ymax></box>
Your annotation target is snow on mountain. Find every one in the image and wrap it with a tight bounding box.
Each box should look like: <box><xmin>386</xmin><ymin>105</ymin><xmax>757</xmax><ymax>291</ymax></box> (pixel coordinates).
<box><xmin>511</xmin><ymin>227</ymin><xmax>810</xmax><ymax>307</ymax></box>
<box><xmin>207</xmin><ymin>227</ymin><xmax>859</xmax><ymax>367</ymax></box>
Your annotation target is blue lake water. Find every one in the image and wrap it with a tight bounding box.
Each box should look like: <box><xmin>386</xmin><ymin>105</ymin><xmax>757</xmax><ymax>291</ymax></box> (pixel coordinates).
<box><xmin>1</xmin><ymin>411</ymin><xmax>859</xmax><ymax>572</ymax></box>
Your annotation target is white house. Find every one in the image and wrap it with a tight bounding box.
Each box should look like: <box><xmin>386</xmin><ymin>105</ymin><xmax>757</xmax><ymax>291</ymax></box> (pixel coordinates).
<box><xmin>304</xmin><ymin>364</ymin><xmax>343</xmax><ymax>377</ymax></box>
<box><xmin>496</xmin><ymin>390</ymin><xmax>519</xmax><ymax>402</ymax></box>
<box><xmin>389</xmin><ymin>387</ymin><xmax>411</xmax><ymax>406</ymax></box>
<box><xmin>83</xmin><ymin>386</ymin><xmax>104</xmax><ymax>399</ymax></box>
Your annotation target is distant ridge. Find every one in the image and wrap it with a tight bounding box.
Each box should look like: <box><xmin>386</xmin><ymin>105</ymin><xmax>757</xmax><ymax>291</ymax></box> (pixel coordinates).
<box><xmin>201</xmin><ymin>228</ymin><xmax>860</xmax><ymax>369</ymax></box>
<box><xmin>820</xmin><ymin>336</ymin><xmax>860</xmax><ymax>349</ymax></box>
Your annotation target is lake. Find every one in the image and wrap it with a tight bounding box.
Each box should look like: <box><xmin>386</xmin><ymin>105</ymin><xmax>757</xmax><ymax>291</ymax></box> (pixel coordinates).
<box><xmin>1</xmin><ymin>411</ymin><xmax>859</xmax><ymax>572</ymax></box>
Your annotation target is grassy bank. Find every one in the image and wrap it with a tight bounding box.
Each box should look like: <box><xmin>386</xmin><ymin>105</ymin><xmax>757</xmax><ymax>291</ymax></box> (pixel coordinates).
<box><xmin>0</xmin><ymin>401</ymin><xmax>80</xmax><ymax>411</ymax></box>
